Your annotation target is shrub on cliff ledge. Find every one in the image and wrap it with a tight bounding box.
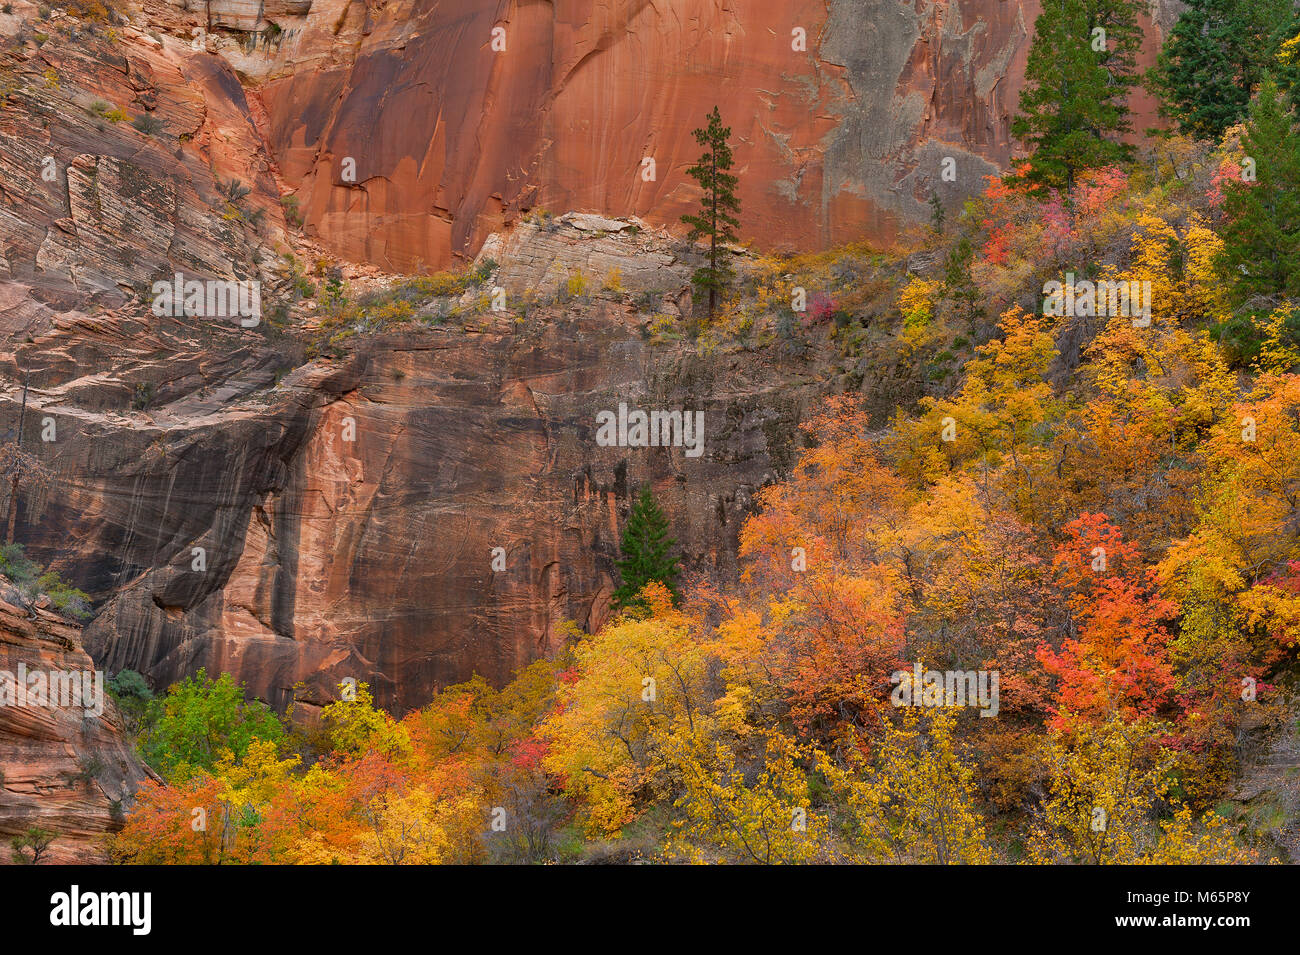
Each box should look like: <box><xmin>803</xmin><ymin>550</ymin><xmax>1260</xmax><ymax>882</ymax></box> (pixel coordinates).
<box><xmin>108</xmin><ymin>669</ymin><xmax>153</xmax><ymax>736</ymax></box>
<box><xmin>10</xmin><ymin>826</ymin><xmax>55</xmax><ymax>865</ymax></box>
<box><xmin>0</xmin><ymin>544</ymin><xmax>90</xmax><ymax>619</ymax></box>
<box><xmin>36</xmin><ymin>571</ymin><xmax>90</xmax><ymax>619</ymax></box>
<box><xmin>64</xmin><ymin>0</ymin><xmax>122</xmax><ymax>22</ymax></box>
<box><xmin>0</xmin><ymin>542</ymin><xmax>38</xmax><ymax>586</ymax></box>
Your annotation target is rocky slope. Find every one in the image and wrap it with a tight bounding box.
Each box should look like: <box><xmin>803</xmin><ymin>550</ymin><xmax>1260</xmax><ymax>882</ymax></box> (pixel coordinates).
<box><xmin>0</xmin><ymin>2</ymin><xmax>283</xmax><ymax>312</ymax></box>
<box><xmin>0</xmin><ymin>587</ymin><xmax>152</xmax><ymax>863</ymax></box>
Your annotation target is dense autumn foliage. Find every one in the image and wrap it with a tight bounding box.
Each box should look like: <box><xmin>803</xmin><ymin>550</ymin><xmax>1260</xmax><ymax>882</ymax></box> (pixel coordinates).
<box><xmin>109</xmin><ymin>129</ymin><xmax>1300</xmax><ymax>866</ymax></box>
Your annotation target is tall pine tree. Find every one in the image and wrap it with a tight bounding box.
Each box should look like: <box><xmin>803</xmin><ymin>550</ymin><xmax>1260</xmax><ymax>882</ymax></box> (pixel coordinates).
<box><xmin>1012</xmin><ymin>0</ymin><xmax>1145</xmax><ymax>192</ymax></box>
<box><xmin>612</xmin><ymin>485</ymin><xmax>681</xmax><ymax>612</ymax></box>
<box><xmin>1217</xmin><ymin>73</ymin><xmax>1300</xmax><ymax>306</ymax></box>
<box><xmin>1151</xmin><ymin>0</ymin><xmax>1300</xmax><ymax>142</ymax></box>
<box><xmin>681</xmin><ymin>106</ymin><xmax>740</xmax><ymax>319</ymax></box>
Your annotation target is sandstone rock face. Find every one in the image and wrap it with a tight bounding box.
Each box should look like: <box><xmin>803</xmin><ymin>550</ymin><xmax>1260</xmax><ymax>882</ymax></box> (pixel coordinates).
<box><xmin>2</xmin><ymin>181</ymin><xmax>815</xmax><ymax>717</ymax></box>
<box><xmin>0</xmin><ymin>13</ymin><xmax>284</xmax><ymax>312</ymax></box>
<box><xmin>8</xmin><ymin>299</ymin><xmax>813</xmax><ymax>717</ymax></box>
<box><xmin>176</xmin><ymin>0</ymin><xmax>312</xmax><ymax>34</ymax></box>
<box><xmin>238</xmin><ymin>0</ymin><xmax>1179</xmax><ymax>272</ymax></box>
<box><xmin>0</xmin><ymin>590</ymin><xmax>152</xmax><ymax>863</ymax></box>
<box><xmin>479</xmin><ymin>214</ymin><xmax>688</xmax><ymax>299</ymax></box>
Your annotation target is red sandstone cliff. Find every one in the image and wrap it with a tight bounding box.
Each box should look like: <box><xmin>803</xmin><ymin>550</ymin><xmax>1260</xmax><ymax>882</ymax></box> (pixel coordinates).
<box><xmin>221</xmin><ymin>0</ymin><xmax>1178</xmax><ymax>271</ymax></box>
<box><xmin>0</xmin><ymin>587</ymin><xmax>153</xmax><ymax>863</ymax></box>
<box><xmin>6</xmin><ymin>0</ymin><xmax>1176</xmax><ymax>273</ymax></box>
<box><xmin>4</xmin><ymin>6</ymin><xmax>821</xmax><ymax>717</ymax></box>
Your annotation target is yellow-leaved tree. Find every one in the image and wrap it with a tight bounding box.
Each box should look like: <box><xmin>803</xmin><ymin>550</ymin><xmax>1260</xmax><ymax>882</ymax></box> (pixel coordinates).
<box><xmin>540</xmin><ymin>583</ymin><xmax>712</xmax><ymax>833</ymax></box>
<box><xmin>663</xmin><ymin>728</ymin><xmax>832</xmax><ymax>864</ymax></box>
<box><xmin>821</xmin><ymin>706</ymin><xmax>993</xmax><ymax>864</ymax></box>
<box><xmin>1028</xmin><ymin>714</ymin><xmax>1172</xmax><ymax>864</ymax></box>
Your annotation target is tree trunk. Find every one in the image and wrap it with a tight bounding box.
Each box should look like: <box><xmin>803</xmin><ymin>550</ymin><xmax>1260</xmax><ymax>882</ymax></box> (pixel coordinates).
<box><xmin>708</xmin><ymin>147</ymin><xmax>718</xmax><ymax>318</ymax></box>
<box><xmin>4</xmin><ymin>474</ymin><xmax>17</xmax><ymax>545</ymax></box>
<box><xmin>6</xmin><ymin>372</ymin><xmax>29</xmax><ymax>544</ymax></box>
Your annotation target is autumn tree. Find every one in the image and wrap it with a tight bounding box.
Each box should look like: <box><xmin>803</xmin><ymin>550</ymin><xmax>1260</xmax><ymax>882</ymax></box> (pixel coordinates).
<box><xmin>1028</xmin><ymin>714</ymin><xmax>1171</xmax><ymax>863</ymax></box>
<box><xmin>112</xmin><ymin>773</ymin><xmax>248</xmax><ymax>864</ymax></box>
<box><xmin>336</xmin><ymin>755</ymin><xmax>484</xmax><ymax>865</ymax></box>
<box><xmin>890</xmin><ymin>307</ymin><xmax>1061</xmax><ymax>516</ymax></box>
<box><xmin>715</xmin><ymin>562</ymin><xmax>906</xmax><ymax>742</ymax></box>
<box><xmin>821</xmin><ymin>707</ymin><xmax>993</xmax><ymax>864</ymax></box>
<box><xmin>664</xmin><ymin>729</ymin><xmax>832</xmax><ymax>864</ymax></box>
<box><xmin>140</xmin><ymin>669</ymin><xmax>285</xmax><ymax>779</ymax></box>
<box><xmin>107</xmin><ymin>669</ymin><xmax>153</xmax><ymax>736</ymax></box>
<box><xmin>405</xmin><ymin>659</ymin><xmax>565</xmax><ymax>863</ymax></box>
<box><xmin>406</xmin><ymin>657</ymin><xmax>560</xmax><ymax>766</ymax></box>
<box><xmin>1157</xmin><ymin>373</ymin><xmax>1300</xmax><ymax>800</ymax></box>
<box><xmin>118</xmin><ymin>709</ymin><xmax>488</xmax><ymax>865</ymax></box>
<box><xmin>1026</xmin><ymin>713</ymin><xmax>1256</xmax><ymax>863</ymax></box>
<box><xmin>482</xmin><ymin>745</ymin><xmax>566</xmax><ymax>864</ymax></box>
<box><xmin>1069</xmin><ymin>231</ymin><xmax>1235</xmax><ymax>539</ymax></box>
<box><xmin>892</xmin><ymin>480</ymin><xmax>1056</xmax><ymax>720</ymax></box>
<box><xmin>541</xmin><ymin>583</ymin><xmax>710</xmax><ymax>833</ymax></box>
<box><xmin>268</xmin><ymin>745</ymin><xmax>488</xmax><ymax>865</ymax></box>
<box><xmin>725</xmin><ymin>397</ymin><xmax>912</xmax><ymax>739</ymax></box>
<box><xmin>1143</xmin><ymin>806</ymin><xmax>1260</xmax><ymax>863</ymax></box>
<box><xmin>320</xmin><ymin>680</ymin><xmax>411</xmax><ymax>760</ymax></box>
<box><xmin>738</xmin><ymin>395</ymin><xmax>907</xmax><ymax>581</ymax></box>
<box><xmin>1037</xmin><ymin>514</ymin><xmax>1177</xmax><ymax>727</ymax></box>
<box><xmin>682</xmin><ymin>105</ymin><xmax>740</xmax><ymax>318</ymax></box>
